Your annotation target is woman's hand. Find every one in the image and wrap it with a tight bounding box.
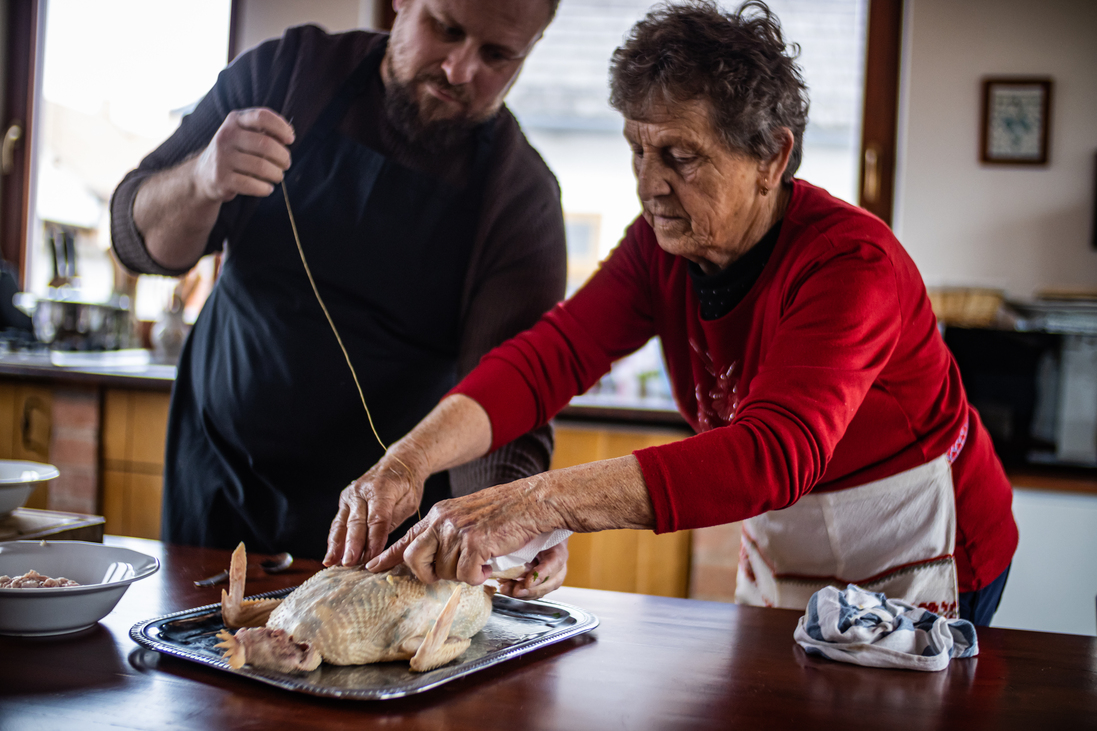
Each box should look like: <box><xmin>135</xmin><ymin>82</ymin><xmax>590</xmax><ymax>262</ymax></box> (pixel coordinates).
<box><xmin>324</xmin><ymin>395</ymin><xmax>495</xmax><ymax>567</ymax></box>
<box><xmin>367</xmin><ymin>455</ymin><xmax>654</xmax><ymax>587</ymax></box>
<box><xmin>496</xmin><ymin>540</ymin><xmax>569</xmax><ymax>599</ymax></box>
<box><xmin>366</xmin><ymin>478</ymin><xmax>561</xmax><ymax>586</ymax></box>
<box><xmin>324</xmin><ymin>445</ymin><xmax>430</xmax><ymax>567</ymax></box>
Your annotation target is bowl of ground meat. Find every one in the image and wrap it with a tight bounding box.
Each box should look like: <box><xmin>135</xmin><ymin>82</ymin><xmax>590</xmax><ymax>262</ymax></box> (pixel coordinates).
<box><xmin>0</xmin><ymin>460</ymin><xmax>60</xmax><ymax>515</ymax></box>
<box><xmin>0</xmin><ymin>540</ymin><xmax>159</xmax><ymax>636</ymax></box>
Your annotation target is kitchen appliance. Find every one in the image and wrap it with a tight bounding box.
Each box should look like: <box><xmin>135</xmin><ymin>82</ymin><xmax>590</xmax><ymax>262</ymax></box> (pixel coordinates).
<box><xmin>12</xmin><ymin>290</ymin><xmax>135</xmax><ymax>351</ymax></box>
<box><xmin>945</xmin><ymin>318</ymin><xmax>1097</xmax><ymax>468</ymax></box>
<box><xmin>8</xmin><ymin>225</ymin><xmax>137</xmax><ymax>351</ymax></box>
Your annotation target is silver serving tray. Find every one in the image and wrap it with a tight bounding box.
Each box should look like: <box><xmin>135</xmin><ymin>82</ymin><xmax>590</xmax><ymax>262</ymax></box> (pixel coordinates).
<box><xmin>130</xmin><ymin>587</ymin><xmax>598</xmax><ymax>700</ymax></box>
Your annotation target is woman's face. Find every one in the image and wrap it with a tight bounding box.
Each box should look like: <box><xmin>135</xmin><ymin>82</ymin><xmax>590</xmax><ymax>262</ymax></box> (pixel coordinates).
<box><xmin>624</xmin><ymin>100</ymin><xmax>787</xmax><ymax>273</ymax></box>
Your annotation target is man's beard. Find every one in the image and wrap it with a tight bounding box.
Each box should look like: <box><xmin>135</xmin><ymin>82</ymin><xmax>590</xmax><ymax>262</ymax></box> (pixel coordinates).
<box><xmin>384</xmin><ymin>72</ymin><xmax>485</xmax><ymax>153</ymax></box>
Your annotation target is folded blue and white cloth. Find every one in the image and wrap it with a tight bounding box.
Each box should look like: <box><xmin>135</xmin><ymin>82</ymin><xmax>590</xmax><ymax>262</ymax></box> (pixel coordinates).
<box><xmin>793</xmin><ymin>584</ymin><xmax>979</xmax><ymax>672</ymax></box>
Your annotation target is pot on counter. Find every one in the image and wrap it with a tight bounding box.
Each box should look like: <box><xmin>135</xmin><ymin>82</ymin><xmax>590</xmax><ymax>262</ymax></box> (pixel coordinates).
<box><xmin>13</xmin><ymin>291</ymin><xmax>135</xmax><ymax>351</ymax></box>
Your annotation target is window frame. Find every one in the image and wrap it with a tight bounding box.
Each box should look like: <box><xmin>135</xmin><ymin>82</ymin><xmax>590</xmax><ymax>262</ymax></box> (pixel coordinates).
<box><xmin>0</xmin><ymin>0</ymin><xmax>41</xmax><ymax>286</ymax></box>
<box><xmin>858</xmin><ymin>0</ymin><xmax>903</xmax><ymax>225</ymax></box>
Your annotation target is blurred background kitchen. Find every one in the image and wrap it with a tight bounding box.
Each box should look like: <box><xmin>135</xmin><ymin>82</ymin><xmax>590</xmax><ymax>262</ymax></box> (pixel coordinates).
<box><xmin>0</xmin><ymin>0</ymin><xmax>1093</xmax><ymax>636</ymax></box>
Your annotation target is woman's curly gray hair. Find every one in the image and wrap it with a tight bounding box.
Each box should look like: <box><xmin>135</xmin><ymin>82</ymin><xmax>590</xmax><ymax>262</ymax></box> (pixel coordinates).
<box><xmin>609</xmin><ymin>0</ymin><xmax>809</xmax><ymax>182</ymax></box>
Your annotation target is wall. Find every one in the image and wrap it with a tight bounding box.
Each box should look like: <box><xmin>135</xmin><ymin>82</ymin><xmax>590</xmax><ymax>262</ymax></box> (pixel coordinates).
<box><xmin>993</xmin><ymin>487</ymin><xmax>1097</xmax><ymax>636</ymax></box>
<box><xmin>234</xmin><ymin>0</ymin><xmax>377</xmax><ymax>57</ymax></box>
<box><xmin>895</xmin><ymin>0</ymin><xmax>1097</xmax><ymax>299</ymax></box>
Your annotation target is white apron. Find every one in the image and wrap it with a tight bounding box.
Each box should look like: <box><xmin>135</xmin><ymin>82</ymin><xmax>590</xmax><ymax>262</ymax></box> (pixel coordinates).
<box><xmin>735</xmin><ymin>453</ymin><xmax>961</xmax><ymax>618</ymax></box>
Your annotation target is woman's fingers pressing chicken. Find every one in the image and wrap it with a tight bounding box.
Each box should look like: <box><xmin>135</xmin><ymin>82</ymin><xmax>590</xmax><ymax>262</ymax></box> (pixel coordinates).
<box><xmin>324</xmin><ymin>454</ymin><xmax>426</xmax><ymax>567</ymax></box>
<box><xmin>367</xmin><ymin>479</ymin><xmax>562</xmax><ymax>588</ymax></box>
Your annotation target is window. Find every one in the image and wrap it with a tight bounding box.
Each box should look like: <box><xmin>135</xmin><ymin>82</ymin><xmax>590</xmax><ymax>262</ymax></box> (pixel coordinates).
<box><xmin>21</xmin><ymin>0</ymin><xmax>231</xmax><ymax>322</ymax></box>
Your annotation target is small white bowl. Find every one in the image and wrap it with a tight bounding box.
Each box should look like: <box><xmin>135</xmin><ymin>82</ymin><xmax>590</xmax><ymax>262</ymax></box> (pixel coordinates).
<box><xmin>0</xmin><ymin>540</ymin><xmax>159</xmax><ymax>636</ymax></box>
<box><xmin>0</xmin><ymin>460</ymin><xmax>60</xmax><ymax>516</ymax></box>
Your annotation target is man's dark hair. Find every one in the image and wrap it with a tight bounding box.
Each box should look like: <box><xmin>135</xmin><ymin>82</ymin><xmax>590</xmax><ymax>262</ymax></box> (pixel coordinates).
<box><xmin>609</xmin><ymin>0</ymin><xmax>809</xmax><ymax>181</ymax></box>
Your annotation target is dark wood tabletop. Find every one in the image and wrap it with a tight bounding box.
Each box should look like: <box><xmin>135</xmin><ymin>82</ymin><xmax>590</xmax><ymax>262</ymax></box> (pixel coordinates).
<box><xmin>1</xmin><ymin>537</ymin><xmax>1095</xmax><ymax>730</ymax></box>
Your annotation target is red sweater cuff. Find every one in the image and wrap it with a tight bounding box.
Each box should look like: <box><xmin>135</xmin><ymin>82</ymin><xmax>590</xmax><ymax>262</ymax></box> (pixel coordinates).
<box><xmin>634</xmin><ymin>445</ymin><xmax>682</xmax><ymax>534</ymax></box>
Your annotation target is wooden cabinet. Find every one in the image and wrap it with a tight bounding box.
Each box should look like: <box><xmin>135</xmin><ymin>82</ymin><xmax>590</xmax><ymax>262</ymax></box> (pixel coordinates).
<box><xmin>551</xmin><ymin>422</ymin><xmax>693</xmax><ymax>598</ymax></box>
<box><xmin>0</xmin><ymin>382</ymin><xmax>53</xmax><ymax>509</ymax></box>
<box><xmin>101</xmin><ymin>389</ymin><xmax>170</xmax><ymax>540</ymax></box>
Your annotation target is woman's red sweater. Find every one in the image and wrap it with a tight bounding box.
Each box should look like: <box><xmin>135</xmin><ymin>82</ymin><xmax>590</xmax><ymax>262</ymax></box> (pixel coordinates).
<box><xmin>452</xmin><ymin>180</ymin><xmax>1017</xmax><ymax>592</ymax></box>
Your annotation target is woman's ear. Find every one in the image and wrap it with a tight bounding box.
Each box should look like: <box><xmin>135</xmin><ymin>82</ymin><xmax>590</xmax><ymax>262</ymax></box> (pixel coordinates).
<box><xmin>760</xmin><ymin>127</ymin><xmax>795</xmax><ymax>182</ymax></box>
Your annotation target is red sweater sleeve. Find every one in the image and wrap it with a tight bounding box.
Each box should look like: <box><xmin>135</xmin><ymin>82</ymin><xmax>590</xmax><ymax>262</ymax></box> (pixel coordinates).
<box><xmin>636</xmin><ymin>239</ymin><xmax>905</xmax><ymax>533</ymax></box>
<box><xmin>452</xmin><ymin>222</ymin><xmax>658</xmax><ymax>451</ymax></box>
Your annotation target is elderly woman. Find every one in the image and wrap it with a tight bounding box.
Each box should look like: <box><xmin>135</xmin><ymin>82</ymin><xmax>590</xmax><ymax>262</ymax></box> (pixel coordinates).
<box><xmin>326</xmin><ymin>1</ymin><xmax>1017</xmax><ymax>623</ymax></box>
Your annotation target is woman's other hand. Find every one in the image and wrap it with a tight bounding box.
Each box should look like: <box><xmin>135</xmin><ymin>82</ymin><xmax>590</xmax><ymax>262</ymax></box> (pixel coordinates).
<box><xmin>496</xmin><ymin>540</ymin><xmax>569</xmax><ymax>599</ymax></box>
<box><xmin>366</xmin><ymin>478</ymin><xmax>560</xmax><ymax>586</ymax></box>
<box><xmin>367</xmin><ymin>455</ymin><xmax>653</xmax><ymax>586</ymax></box>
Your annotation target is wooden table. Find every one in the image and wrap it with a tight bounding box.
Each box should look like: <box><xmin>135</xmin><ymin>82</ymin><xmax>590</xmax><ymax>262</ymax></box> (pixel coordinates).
<box><xmin>1</xmin><ymin>538</ymin><xmax>1095</xmax><ymax>730</ymax></box>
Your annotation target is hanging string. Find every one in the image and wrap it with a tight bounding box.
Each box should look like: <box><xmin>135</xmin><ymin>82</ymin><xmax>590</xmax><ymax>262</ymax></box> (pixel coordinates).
<box><xmin>281</xmin><ymin>180</ymin><xmax>419</xmax><ymax>521</ymax></box>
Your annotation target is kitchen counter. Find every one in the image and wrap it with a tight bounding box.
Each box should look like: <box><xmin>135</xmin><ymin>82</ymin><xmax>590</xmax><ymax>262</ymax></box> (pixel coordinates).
<box><xmin>3</xmin><ymin>352</ymin><xmax>1097</xmax><ymax>503</ymax></box>
<box><xmin>1</xmin><ymin>537</ymin><xmax>1094</xmax><ymax>730</ymax></box>
<box><xmin>0</xmin><ymin>350</ymin><xmax>693</xmax><ymax>424</ymax></box>
<box><xmin>0</xmin><ymin>350</ymin><xmax>175</xmax><ymax>390</ymax></box>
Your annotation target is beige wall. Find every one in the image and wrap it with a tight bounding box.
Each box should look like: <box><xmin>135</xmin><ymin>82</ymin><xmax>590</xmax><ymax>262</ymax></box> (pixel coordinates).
<box><xmin>234</xmin><ymin>0</ymin><xmax>379</xmax><ymax>57</ymax></box>
<box><xmin>895</xmin><ymin>0</ymin><xmax>1097</xmax><ymax>299</ymax></box>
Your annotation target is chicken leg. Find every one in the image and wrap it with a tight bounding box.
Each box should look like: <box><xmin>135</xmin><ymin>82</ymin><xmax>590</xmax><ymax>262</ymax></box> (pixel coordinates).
<box><xmin>221</xmin><ymin>542</ymin><xmax>284</xmax><ymax>629</ymax></box>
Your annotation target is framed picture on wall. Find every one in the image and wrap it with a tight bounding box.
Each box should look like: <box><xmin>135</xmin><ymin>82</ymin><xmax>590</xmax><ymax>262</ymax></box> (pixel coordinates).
<box><xmin>980</xmin><ymin>78</ymin><xmax>1053</xmax><ymax>165</ymax></box>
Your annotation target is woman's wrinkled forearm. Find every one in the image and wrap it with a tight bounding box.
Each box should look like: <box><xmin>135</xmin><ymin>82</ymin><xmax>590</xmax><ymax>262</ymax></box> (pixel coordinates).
<box><xmin>527</xmin><ymin>454</ymin><xmax>655</xmax><ymax>533</ymax></box>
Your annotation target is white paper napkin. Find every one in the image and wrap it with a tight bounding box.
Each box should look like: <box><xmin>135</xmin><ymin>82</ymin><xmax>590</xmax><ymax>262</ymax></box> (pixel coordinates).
<box><xmin>487</xmin><ymin>529</ymin><xmax>572</xmax><ymax>574</ymax></box>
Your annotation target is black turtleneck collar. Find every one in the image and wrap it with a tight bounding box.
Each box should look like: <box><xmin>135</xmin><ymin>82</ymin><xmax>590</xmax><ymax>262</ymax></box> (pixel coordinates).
<box><xmin>687</xmin><ymin>219</ymin><xmax>783</xmax><ymax>321</ymax></box>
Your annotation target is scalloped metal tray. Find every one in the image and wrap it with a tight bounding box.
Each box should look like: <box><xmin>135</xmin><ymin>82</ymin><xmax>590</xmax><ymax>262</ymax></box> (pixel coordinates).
<box><xmin>130</xmin><ymin>587</ymin><xmax>598</xmax><ymax>700</ymax></box>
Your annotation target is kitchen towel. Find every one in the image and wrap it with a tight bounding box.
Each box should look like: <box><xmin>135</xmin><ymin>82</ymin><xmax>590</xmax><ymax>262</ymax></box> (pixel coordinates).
<box><xmin>793</xmin><ymin>584</ymin><xmax>979</xmax><ymax>671</ymax></box>
<box><xmin>487</xmin><ymin>530</ymin><xmax>572</xmax><ymax>576</ymax></box>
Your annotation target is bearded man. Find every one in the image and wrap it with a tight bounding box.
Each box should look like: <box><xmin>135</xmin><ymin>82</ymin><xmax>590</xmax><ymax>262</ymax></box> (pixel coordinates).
<box><xmin>109</xmin><ymin>0</ymin><xmax>567</xmax><ymax>596</ymax></box>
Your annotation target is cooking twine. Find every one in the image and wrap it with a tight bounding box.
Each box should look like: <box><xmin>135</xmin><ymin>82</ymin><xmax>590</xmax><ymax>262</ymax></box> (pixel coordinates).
<box><xmin>281</xmin><ymin>180</ymin><xmax>419</xmax><ymax>522</ymax></box>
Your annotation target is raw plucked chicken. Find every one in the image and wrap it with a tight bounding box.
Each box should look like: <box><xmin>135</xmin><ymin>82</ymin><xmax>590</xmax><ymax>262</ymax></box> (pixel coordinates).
<box><xmin>214</xmin><ymin>543</ymin><xmax>494</xmax><ymax>673</ymax></box>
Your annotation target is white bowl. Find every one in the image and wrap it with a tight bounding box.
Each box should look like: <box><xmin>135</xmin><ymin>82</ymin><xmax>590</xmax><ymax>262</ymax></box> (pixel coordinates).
<box><xmin>0</xmin><ymin>460</ymin><xmax>60</xmax><ymax>516</ymax></box>
<box><xmin>0</xmin><ymin>540</ymin><xmax>159</xmax><ymax>636</ymax></box>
